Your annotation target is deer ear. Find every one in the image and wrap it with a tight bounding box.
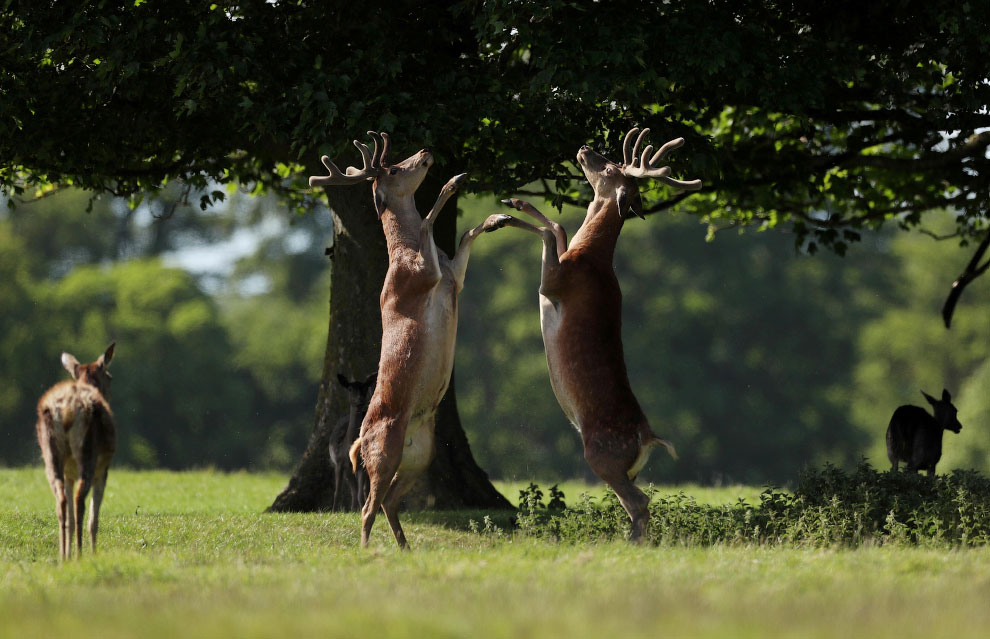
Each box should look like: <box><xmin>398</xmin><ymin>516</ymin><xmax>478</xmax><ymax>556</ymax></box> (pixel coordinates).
<box><xmin>337</xmin><ymin>374</ymin><xmax>350</xmax><ymax>389</ymax></box>
<box><xmin>942</xmin><ymin>388</ymin><xmax>951</xmax><ymax>401</ymax></box>
<box><xmin>61</xmin><ymin>353</ymin><xmax>81</xmax><ymax>379</ymax></box>
<box><xmin>616</xmin><ymin>185</ymin><xmax>644</xmax><ymax>219</ymax></box>
<box><xmin>921</xmin><ymin>390</ymin><xmax>937</xmax><ymax>405</ymax></box>
<box><xmin>372</xmin><ymin>182</ymin><xmax>387</xmax><ymax>218</ymax></box>
<box><xmin>365</xmin><ymin>371</ymin><xmax>378</xmax><ymax>387</ymax></box>
<box><xmin>99</xmin><ymin>342</ymin><xmax>115</xmax><ymax>368</ymax></box>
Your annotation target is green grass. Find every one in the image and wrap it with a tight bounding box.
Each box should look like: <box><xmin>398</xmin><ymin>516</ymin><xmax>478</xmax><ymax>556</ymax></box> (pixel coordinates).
<box><xmin>3</xmin><ymin>468</ymin><xmax>990</xmax><ymax>638</ymax></box>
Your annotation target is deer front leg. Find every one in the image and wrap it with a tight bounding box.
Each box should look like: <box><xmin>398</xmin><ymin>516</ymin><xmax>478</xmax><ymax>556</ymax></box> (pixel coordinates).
<box><xmin>88</xmin><ymin>468</ymin><xmax>109</xmax><ymax>553</ymax></box>
<box><xmin>495</xmin><ymin>199</ymin><xmax>566</xmax><ymax>297</ymax></box>
<box><xmin>418</xmin><ymin>173</ymin><xmax>467</xmax><ymax>281</ymax></box>
<box><xmin>501</xmin><ymin>198</ymin><xmax>568</xmax><ymax>258</ymax></box>
<box><xmin>449</xmin><ymin>212</ymin><xmax>555</xmax><ymax>291</ymax></box>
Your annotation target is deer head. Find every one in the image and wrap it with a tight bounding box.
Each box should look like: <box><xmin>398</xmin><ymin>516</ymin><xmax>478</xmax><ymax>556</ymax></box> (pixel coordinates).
<box><xmin>922</xmin><ymin>388</ymin><xmax>963</xmax><ymax>433</ymax></box>
<box><xmin>576</xmin><ymin>127</ymin><xmax>701</xmax><ymax>219</ymax></box>
<box><xmin>337</xmin><ymin>372</ymin><xmax>378</xmax><ymax>410</ymax></box>
<box><xmin>309</xmin><ymin>131</ymin><xmax>435</xmax><ymax>218</ymax></box>
<box><xmin>61</xmin><ymin>342</ymin><xmax>115</xmax><ymax>398</ymax></box>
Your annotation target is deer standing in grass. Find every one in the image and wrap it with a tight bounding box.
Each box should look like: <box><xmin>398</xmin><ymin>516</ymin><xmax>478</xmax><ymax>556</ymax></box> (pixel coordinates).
<box><xmin>309</xmin><ymin>132</ymin><xmax>513</xmax><ymax>548</ymax></box>
<box><xmin>328</xmin><ymin>372</ymin><xmax>376</xmax><ymax>511</ymax></box>
<box><xmin>886</xmin><ymin>388</ymin><xmax>963</xmax><ymax>476</ymax></box>
<box><xmin>497</xmin><ymin>128</ymin><xmax>701</xmax><ymax>541</ymax></box>
<box><xmin>36</xmin><ymin>343</ymin><xmax>116</xmax><ymax>560</ymax></box>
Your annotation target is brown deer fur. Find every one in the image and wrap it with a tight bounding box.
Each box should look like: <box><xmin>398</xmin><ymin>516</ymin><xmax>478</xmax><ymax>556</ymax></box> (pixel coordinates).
<box><xmin>36</xmin><ymin>343</ymin><xmax>116</xmax><ymax>560</ymax></box>
<box><xmin>310</xmin><ymin>132</ymin><xmax>513</xmax><ymax>548</ymax></box>
<box><xmin>498</xmin><ymin>128</ymin><xmax>701</xmax><ymax>541</ymax></box>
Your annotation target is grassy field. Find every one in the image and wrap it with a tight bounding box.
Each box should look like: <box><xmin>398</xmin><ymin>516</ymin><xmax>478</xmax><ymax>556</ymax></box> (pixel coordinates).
<box><xmin>3</xmin><ymin>468</ymin><xmax>990</xmax><ymax>638</ymax></box>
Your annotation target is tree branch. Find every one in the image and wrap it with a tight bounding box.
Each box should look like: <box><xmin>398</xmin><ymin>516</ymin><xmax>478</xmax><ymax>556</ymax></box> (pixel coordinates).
<box><xmin>842</xmin><ymin>131</ymin><xmax>990</xmax><ymax>171</ymax></box>
<box><xmin>942</xmin><ymin>228</ymin><xmax>990</xmax><ymax>328</ymax></box>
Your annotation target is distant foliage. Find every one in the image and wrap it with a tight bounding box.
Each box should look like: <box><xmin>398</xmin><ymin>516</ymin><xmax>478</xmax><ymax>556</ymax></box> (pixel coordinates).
<box><xmin>516</xmin><ymin>463</ymin><xmax>990</xmax><ymax>547</ymax></box>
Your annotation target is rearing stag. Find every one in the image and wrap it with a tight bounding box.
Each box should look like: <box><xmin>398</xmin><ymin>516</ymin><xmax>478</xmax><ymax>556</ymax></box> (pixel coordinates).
<box><xmin>309</xmin><ymin>132</ymin><xmax>511</xmax><ymax>548</ymax></box>
<box><xmin>498</xmin><ymin>127</ymin><xmax>701</xmax><ymax>541</ymax></box>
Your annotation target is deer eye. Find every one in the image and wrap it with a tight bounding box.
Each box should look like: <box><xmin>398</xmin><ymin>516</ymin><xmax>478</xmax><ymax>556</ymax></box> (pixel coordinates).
<box><xmin>389</xmin><ymin>167</ymin><xmax>399</xmax><ymax>175</ymax></box>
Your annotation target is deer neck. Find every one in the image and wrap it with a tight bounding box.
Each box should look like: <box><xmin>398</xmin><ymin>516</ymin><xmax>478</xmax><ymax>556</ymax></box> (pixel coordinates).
<box><xmin>380</xmin><ymin>195</ymin><xmax>423</xmax><ymax>256</ymax></box>
<box><xmin>569</xmin><ymin>196</ymin><xmax>624</xmax><ymax>263</ymax></box>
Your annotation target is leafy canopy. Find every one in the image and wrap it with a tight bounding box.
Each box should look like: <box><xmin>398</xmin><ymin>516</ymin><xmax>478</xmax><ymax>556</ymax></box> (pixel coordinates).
<box><xmin>1</xmin><ymin>0</ymin><xmax>988</xmax><ymax>253</ymax></box>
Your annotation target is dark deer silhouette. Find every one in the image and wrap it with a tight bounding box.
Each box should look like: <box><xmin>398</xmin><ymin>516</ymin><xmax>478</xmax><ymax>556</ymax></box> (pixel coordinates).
<box><xmin>329</xmin><ymin>373</ymin><xmax>376</xmax><ymax>511</ymax></box>
<box><xmin>886</xmin><ymin>388</ymin><xmax>963</xmax><ymax>476</ymax></box>
<box><xmin>36</xmin><ymin>343</ymin><xmax>117</xmax><ymax>560</ymax></box>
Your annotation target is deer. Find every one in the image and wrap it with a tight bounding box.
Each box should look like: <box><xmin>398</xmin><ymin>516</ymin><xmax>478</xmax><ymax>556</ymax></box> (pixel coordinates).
<box><xmin>493</xmin><ymin>127</ymin><xmax>701</xmax><ymax>542</ymax></box>
<box><xmin>35</xmin><ymin>342</ymin><xmax>116</xmax><ymax>560</ymax></box>
<box><xmin>309</xmin><ymin>131</ymin><xmax>514</xmax><ymax>548</ymax></box>
<box><xmin>886</xmin><ymin>388</ymin><xmax>963</xmax><ymax>476</ymax></box>
<box><xmin>328</xmin><ymin>372</ymin><xmax>377</xmax><ymax>511</ymax></box>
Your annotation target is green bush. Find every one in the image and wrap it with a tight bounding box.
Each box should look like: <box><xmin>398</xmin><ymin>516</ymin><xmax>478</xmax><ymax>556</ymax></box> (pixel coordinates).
<box><xmin>516</xmin><ymin>462</ymin><xmax>990</xmax><ymax>547</ymax></box>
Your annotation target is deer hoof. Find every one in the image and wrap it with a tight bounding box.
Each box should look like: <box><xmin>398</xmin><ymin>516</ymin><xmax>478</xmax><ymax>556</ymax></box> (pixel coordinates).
<box><xmin>446</xmin><ymin>173</ymin><xmax>467</xmax><ymax>192</ymax></box>
<box><xmin>483</xmin><ymin>214</ymin><xmax>513</xmax><ymax>232</ymax></box>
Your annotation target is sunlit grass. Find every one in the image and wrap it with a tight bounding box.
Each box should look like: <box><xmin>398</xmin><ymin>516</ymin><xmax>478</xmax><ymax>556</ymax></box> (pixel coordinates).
<box><xmin>3</xmin><ymin>468</ymin><xmax>989</xmax><ymax>639</ymax></box>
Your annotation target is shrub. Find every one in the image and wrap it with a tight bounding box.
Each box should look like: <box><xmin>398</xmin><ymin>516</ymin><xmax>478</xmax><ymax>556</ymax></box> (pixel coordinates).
<box><xmin>515</xmin><ymin>462</ymin><xmax>990</xmax><ymax>547</ymax></box>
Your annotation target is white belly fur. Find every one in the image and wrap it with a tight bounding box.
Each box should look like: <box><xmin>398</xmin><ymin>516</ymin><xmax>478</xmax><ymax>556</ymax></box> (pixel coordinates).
<box><xmin>395</xmin><ymin>267</ymin><xmax>457</xmax><ymax>473</ymax></box>
<box><xmin>412</xmin><ymin>274</ymin><xmax>458</xmax><ymax>410</ymax></box>
<box><xmin>539</xmin><ymin>294</ymin><xmax>581</xmax><ymax>432</ymax></box>
<box><xmin>399</xmin><ymin>410</ymin><xmax>436</xmax><ymax>473</ymax></box>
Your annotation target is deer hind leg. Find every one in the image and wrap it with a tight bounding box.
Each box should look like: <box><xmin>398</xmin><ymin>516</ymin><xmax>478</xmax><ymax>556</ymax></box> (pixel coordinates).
<box><xmin>73</xmin><ymin>477</ymin><xmax>92</xmax><ymax>557</ymax></box>
<box><xmin>584</xmin><ymin>438</ymin><xmax>652</xmax><ymax>543</ymax></box>
<box><xmin>380</xmin><ymin>471</ymin><xmax>423</xmax><ymax>551</ymax></box>
<box><xmin>51</xmin><ymin>477</ymin><xmax>69</xmax><ymax>561</ymax></box>
<box><xmin>608</xmin><ymin>475</ymin><xmax>652</xmax><ymax>543</ymax></box>
<box><xmin>358</xmin><ymin>419</ymin><xmax>405</xmax><ymax>547</ymax></box>
<box><xmin>354</xmin><ymin>465</ymin><xmax>369</xmax><ymax>511</ymax></box>
<box><xmin>40</xmin><ymin>439</ymin><xmax>69</xmax><ymax>560</ymax></box>
<box><xmin>331</xmin><ymin>460</ymin><xmax>347</xmax><ymax>511</ymax></box>
<box><xmin>62</xmin><ymin>476</ymin><xmax>76</xmax><ymax>559</ymax></box>
<box><xmin>88</xmin><ymin>466</ymin><xmax>110</xmax><ymax>553</ymax></box>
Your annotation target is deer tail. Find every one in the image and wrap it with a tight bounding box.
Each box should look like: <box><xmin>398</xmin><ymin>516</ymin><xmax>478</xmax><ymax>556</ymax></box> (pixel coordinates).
<box><xmin>348</xmin><ymin>436</ymin><xmax>363</xmax><ymax>473</ymax></box>
<box><xmin>645</xmin><ymin>433</ymin><xmax>678</xmax><ymax>461</ymax></box>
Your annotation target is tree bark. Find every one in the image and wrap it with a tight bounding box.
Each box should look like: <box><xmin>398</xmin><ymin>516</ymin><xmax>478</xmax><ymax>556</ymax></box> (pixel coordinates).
<box><xmin>268</xmin><ymin>171</ymin><xmax>511</xmax><ymax>512</ymax></box>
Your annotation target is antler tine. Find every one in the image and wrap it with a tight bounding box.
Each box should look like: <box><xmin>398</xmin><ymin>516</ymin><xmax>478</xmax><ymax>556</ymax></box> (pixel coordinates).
<box><xmin>655</xmin><ymin>175</ymin><xmax>702</xmax><ymax>191</ymax></box>
<box><xmin>650</xmin><ymin>137</ymin><xmax>686</xmax><ymax>165</ymax></box>
<box><xmin>347</xmin><ymin>138</ymin><xmax>375</xmax><ymax>176</ymax></box>
<box><xmin>622</xmin><ymin>133</ymin><xmax>702</xmax><ymax>191</ymax></box>
<box><xmin>380</xmin><ymin>132</ymin><xmax>390</xmax><ymax>166</ymax></box>
<box><xmin>367</xmin><ymin>131</ymin><xmax>383</xmax><ymax>168</ymax></box>
<box><xmin>308</xmin><ymin>133</ymin><xmax>384</xmax><ymax>187</ymax></box>
<box><xmin>367</xmin><ymin>131</ymin><xmax>392</xmax><ymax>169</ymax></box>
<box><xmin>629</xmin><ymin>128</ymin><xmax>650</xmax><ymax>168</ymax></box>
<box><xmin>622</xmin><ymin>127</ymin><xmax>640</xmax><ymax>166</ymax></box>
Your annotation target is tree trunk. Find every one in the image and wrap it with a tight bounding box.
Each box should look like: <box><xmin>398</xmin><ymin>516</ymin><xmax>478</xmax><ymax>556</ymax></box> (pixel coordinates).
<box><xmin>268</xmin><ymin>170</ymin><xmax>511</xmax><ymax>512</ymax></box>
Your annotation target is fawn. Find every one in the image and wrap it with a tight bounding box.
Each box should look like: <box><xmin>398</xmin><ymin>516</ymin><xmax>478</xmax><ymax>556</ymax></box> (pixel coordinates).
<box><xmin>36</xmin><ymin>343</ymin><xmax>116</xmax><ymax>559</ymax></box>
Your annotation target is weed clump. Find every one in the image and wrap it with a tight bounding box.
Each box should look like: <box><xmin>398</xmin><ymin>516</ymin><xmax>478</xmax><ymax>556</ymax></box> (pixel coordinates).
<box><xmin>515</xmin><ymin>462</ymin><xmax>990</xmax><ymax>547</ymax></box>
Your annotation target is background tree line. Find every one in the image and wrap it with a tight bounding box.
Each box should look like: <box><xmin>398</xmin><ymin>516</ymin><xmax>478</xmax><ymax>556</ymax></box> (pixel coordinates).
<box><xmin>2</xmin><ymin>190</ymin><xmax>985</xmax><ymax>484</ymax></box>
<box><xmin>2</xmin><ymin>1</ymin><xmax>988</xmax><ymax>499</ymax></box>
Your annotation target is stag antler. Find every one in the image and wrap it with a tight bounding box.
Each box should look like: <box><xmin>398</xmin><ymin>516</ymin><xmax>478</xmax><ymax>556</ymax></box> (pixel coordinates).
<box><xmin>620</xmin><ymin>127</ymin><xmax>702</xmax><ymax>191</ymax></box>
<box><xmin>309</xmin><ymin>131</ymin><xmax>389</xmax><ymax>187</ymax></box>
